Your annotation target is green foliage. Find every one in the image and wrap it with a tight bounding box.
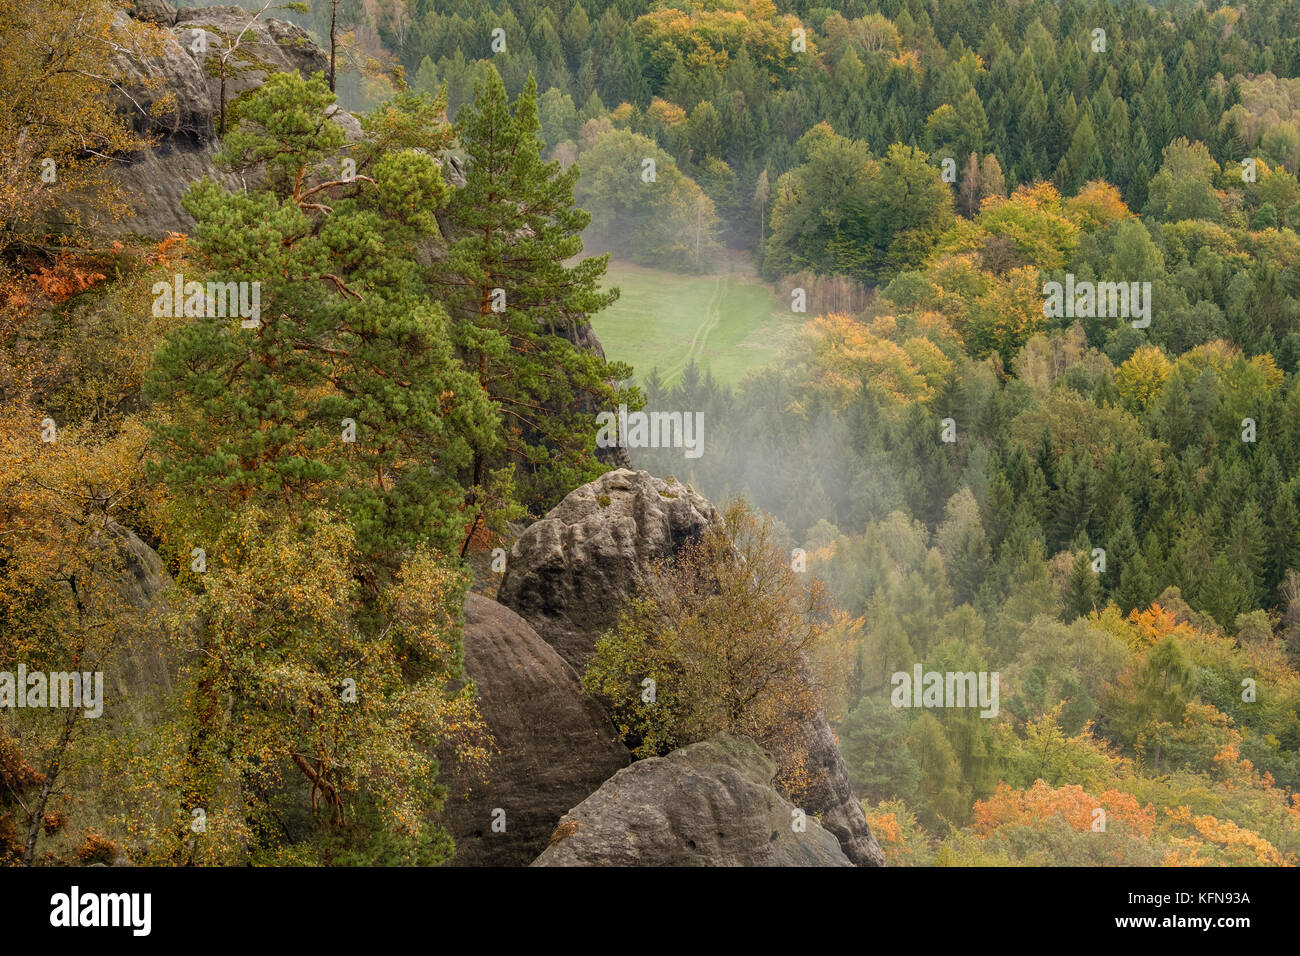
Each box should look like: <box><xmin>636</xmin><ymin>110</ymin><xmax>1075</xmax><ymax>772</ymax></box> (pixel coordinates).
<box><xmin>437</xmin><ymin>64</ymin><xmax>640</xmax><ymax>511</ymax></box>
<box><xmin>15</xmin><ymin>0</ymin><xmax>1300</xmax><ymax>870</ymax></box>
<box><xmin>764</xmin><ymin>131</ymin><xmax>955</xmax><ymax>284</ymax></box>
<box><xmin>583</xmin><ymin>501</ymin><xmax>830</xmax><ymax>797</ymax></box>
<box><xmin>840</xmin><ymin>696</ymin><xmax>921</xmax><ymax>804</ymax></box>
<box><xmin>148</xmin><ymin>72</ymin><xmax>497</xmax><ymax>566</ymax></box>
<box><xmin>574</xmin><ymin>127</ymin><xmax>722</xmax><ymax>271</ymax></box>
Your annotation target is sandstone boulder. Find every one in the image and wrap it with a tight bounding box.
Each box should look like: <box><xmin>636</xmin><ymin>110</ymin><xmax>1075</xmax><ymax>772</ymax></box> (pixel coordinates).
<box><xmin>796</xmin><ymin>707</ymin><xmax>886</xmax><ymax>866</ymax></box>
<box><xmin>439</xmin><ymin>592</ymin><xmax>630</xmax><ymax>866</ymax></box>
<box><xmin>104</xmin><ymin>520</ymin><xmax>169</xmax><ymax>610</ymax></box>
<box><xmin>172</xmin><ymin>7</ymin><xmax>328</xmax><ymax>106</ymax></box>
<box><xmin>108</xmin><ymin>5</ymin><xmax>342</xmax><ymax>236</ymax></box>
<box><xmin>496</xmin><ymin>468</ymin><xmax>720</xmax><ymax>671</ymax></box>
<box><xmin>532</xmin><ymin>733</ymin><xmax>851</xmax><ymax>867</ymax></box>
<box><xmin>127</xmin><ymin>0</ymin><xmax>176</xmax><ymax>25</ymax></box>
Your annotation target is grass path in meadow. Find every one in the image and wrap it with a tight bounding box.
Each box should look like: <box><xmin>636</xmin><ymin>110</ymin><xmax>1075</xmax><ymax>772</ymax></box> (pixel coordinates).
<box><xmin>590</xmin><ymin>260</ymin><xmax>804</xmax><ymax>388</ymax></box>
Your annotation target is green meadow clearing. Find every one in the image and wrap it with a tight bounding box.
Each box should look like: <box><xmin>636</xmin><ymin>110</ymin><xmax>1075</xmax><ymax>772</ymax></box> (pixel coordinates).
<box><xmin>590</xmin><ymin>261</ymin><xmax>804</xmax><ymax>387</ymax></box>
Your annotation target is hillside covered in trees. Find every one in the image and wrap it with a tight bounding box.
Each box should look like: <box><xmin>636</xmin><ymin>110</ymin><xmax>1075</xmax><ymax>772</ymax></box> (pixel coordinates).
<box><xmin>2</xmin><ymin>0</ymin><xmax>1300</xmax><ymax>874</ymax></box>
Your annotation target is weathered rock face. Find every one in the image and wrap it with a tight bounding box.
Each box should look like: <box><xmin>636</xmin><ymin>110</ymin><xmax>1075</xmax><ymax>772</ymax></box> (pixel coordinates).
<box><xmin>553</xmin><ymin>322</ymin><xmax>632</xmax><ymax>471</ymax></box>
<box><xmin>532</xmin><ymin>733</ymin><xmax>851</xmax><ymax>867</ymax></box>
<box><xmin>109</xmin><ymin>5</ymin><xmax>335</xmax><ymax>236</ymax></box>
<box><xmin>172</xmin><ymin>7</ymin><xmax>328</xmax><ymax>105</ymax></box>
<box><xmin>796</xmin><ymin>709</ymin><xmax>886</xmax><ymax>866</ymax></box>
<box><xmin>439</xmin><ymin>592</ymin><xmax>630</xmax><ymax>866</ymax></box>
<box><xmin>103</xmin><ymin>520</ymin><xmax>169</xmax><ymax>610</ymax></box>
<box><xmin>498</xmin><ymin>468</ymin><xmax>884</xmax><ymax>866</ymax></box>
<box><xmin>91</xmin><ymin>522</ymin><xmax>182</xmax><ymax>709</ymax></box>
<box><xmin>496</xmin><ymin>468</ymin><xmax>721</xmax><ymax>671</ymax></box>
<box><xmin>127</xmin><ymin>0</ymin><xmax>177</xmax><ymax>25</ymax></box>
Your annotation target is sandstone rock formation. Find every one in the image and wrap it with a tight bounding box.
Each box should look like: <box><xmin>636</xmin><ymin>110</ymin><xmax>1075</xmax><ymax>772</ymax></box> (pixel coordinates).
<box><xmin>532</xmin><ymin>733</ymin><xmax>851</xmax><ymax>867</ymax></box>
<box><xmin>439</xmin><ymin>592</ymin><xmax>630</xmax><ymax>866</ymax></box>
<box><xmin>796</xmin><ymin>706</ymin><xmax>887</xmax><ymax>866</ymax></box>
<box><xmin>173</xmin><ymin>6</ymin><xmax>329</xmax><ymax>104</ymax></box>
<box><xmin>127</xmin><ymin>0</ymin><xmax>177</xmax><ymax>24</ymax></box>
<box><xmin>89</xmin><ymin>522</ymin><xmax>181</xmax><ymax>708</ymax></box>
<box><xmin>498</xmin><ymin>468</ymin><xmax>884</xmax><ymax>866</ymax></box>
<box><xmin>95</xmin><ymin>8</ymin><xmax>880</xmax><ymax>870</ymax></box>
<box><xmin>496</xmin><ymin>468</ymin><xmax>721</xmax><ymax>671</ymax></box>
<box><xmin>109</xmin><ymin>4</ymin><xmax>337</xmax><ymax>236</ymax></box>
<box><xmin>103</xmin><ymin>520</ymin><xmax>169</xmax><ymax>610</ymax></box>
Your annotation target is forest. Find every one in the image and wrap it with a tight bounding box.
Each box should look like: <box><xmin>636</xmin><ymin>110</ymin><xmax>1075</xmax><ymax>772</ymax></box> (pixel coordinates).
<box><xmin>2</xmin><ymin>0</ymin><xmax>1300</xmax><ymax>871</ymax></box>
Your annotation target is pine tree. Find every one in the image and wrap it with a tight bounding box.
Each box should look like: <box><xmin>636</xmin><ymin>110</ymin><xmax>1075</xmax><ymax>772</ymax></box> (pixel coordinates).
<box><xmin>142</xmin><ymin>74</ymin><xmax>495</xmax><ymax>863</ymax></box>
<box><xmin>148</xmin><ymin>73</ymin><xmax>497</xmax><ymax>566</ymax></box>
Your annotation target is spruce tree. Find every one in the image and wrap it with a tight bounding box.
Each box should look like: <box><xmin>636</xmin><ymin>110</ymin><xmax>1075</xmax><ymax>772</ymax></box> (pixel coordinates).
<box><xmin>436</xmin><ymin>64</ymin><xmax>639</xmax><ymax>531</ymax></box>
<box><xmin>1064</xmin><ymin>534</ymin><xmax>1102</xmax><ymax>621</ymax></box>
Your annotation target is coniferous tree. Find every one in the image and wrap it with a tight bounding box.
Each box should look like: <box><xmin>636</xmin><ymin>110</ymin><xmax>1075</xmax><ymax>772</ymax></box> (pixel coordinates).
<box><xmin>1066</xmin><ymin>547</ymin><xmax>1103</xmax><ymax>621</ymax></box>
<box><xmin>148</xmin><ymin>73</ymin><xmax>497</xmax><ymax>566</ymax></box>
<box><xmin>142</xmin><ymin>73</ymin><xmax>495</xmax><ymax>864</ymax></box>
<box><xmin>437</xmin><ymin>64</ymin><xmax>639</xmax><ymax>532</ymax></box>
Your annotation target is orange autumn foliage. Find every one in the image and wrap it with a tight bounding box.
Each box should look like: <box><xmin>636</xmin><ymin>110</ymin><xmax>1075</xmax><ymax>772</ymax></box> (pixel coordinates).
<box><xmin>972</xmin><ymin>780</ymin><xmax>1156</xmax><ymax>838</ymax></box>
<box><xmin>1125</xmin><ymin>603</ymin><xmax>1199</xmax><ymax>650</ymax></box>
<box><xmin>1162</xmin><ymin>806</ymin><xmax>1290</xmax><ymax>866</ymax></box>
<box><xmin>1063</xmin><ymin>181</ymin><xmax>1132</xmax><ymax>230</ymax></box>
<box><xmin>146</xmin><ymin>232</ymin><xmax>188</xmax><ymax>268</ymax></box>
<box><xmin>31</xmin><ymin>254</ymin><xmax>106</xmax><ymax>302</ymax></box>
<box><xmin>861</xmin><ymin>800</ymin><xmax>933</xmax><ymax>866</ymax></box>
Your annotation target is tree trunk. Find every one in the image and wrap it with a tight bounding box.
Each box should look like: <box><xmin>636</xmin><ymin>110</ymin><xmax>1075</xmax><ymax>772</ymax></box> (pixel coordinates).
<box><xmin>23</xmin><ymin>706</ymin><xmax>78</xmax><ymax>865</ymax></box>
<box><xmin>329</xmin><ymin>0</ymin><xmax>338</xmax><ymax>93</ymax></box>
